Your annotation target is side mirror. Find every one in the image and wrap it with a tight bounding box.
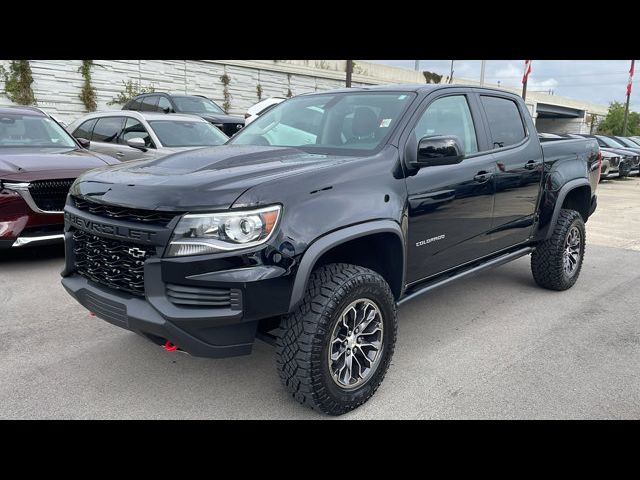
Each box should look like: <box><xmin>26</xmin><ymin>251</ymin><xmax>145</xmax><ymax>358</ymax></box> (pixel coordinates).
<box><xmin>407</xmin><ymin>135</ymin><xmax>464</xmax><ymax>168</ymax></box>
<box><xmin>76</xmin><ymin>137</ymin><xmax>90</xmax><ymax>149</ymax></box>
<box><xmin>126</xmin><ymin>137</ymin><xmax>148</xmax><ymax>151</ymax></box>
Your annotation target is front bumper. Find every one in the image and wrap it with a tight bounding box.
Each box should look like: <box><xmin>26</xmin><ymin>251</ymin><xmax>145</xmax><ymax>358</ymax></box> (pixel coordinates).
<box><xmin>1</xmin><ymin>187</ymin><xmax>65</xmax><ymax>249</ymax></box>
<box><xmin>61</xmin><ymin>201</ymin><xmax>296</xmax><ymax>358</ymax></box>
<box><xmin>62</xmin><ymin>273</ymin><xmax>258</xmax><ymax>357</ymax></box>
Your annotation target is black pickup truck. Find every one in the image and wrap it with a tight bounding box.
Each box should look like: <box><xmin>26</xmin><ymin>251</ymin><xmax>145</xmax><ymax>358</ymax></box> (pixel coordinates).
<box><xmin>61</xmin><ymin>85</ymin><xmax>600</xmax><ymax>415</ymax></box>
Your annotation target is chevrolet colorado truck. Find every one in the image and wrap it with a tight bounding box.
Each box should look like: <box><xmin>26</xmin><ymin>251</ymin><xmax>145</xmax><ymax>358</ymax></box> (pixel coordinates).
<box><xmin>61</xmin><ymin>85</ymin><xmax>600</xmax><ymax>415</ymax></box>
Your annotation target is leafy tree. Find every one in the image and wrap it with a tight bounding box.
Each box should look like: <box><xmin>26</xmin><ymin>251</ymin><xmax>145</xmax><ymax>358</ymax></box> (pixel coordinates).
<box><xmin>597</xmin><ymin>101</ymin><xmax>640</xmax><ymax>136</ymax></box>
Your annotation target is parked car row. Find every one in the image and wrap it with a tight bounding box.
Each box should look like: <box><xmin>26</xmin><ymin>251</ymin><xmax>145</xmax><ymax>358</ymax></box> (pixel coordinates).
<box><xmin>539</xmin><ymin>132</ymin><xmax>640</xmax><ymax>180</ymax></box>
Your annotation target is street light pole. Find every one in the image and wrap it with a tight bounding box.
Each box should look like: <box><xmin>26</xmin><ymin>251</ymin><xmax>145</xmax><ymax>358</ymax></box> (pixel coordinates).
<box><xmin>414</xmin><ymin>60</ymin><xmax>420</xmax><ymax>71</ymax></box>
<box><xmin>479</xmin><ymin>60</ymin><xmax>486</xmax><ymax>86</ymax></box>
<box><xmin>623</xmin><ymin>59</ymin><xmax>635</xmax><ymax>136</ymax></box>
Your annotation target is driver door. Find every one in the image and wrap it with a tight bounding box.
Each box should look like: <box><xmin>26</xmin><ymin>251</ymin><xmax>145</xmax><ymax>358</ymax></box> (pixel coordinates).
<box><xmin>404</xmin><ymin>91</ymin><xmax>497</xmax><ymax>284</ymax></box>
<box><xmin>116</xmin><ymin>117</ymin><xmax>157</xmax><ymax>161</ymax></box>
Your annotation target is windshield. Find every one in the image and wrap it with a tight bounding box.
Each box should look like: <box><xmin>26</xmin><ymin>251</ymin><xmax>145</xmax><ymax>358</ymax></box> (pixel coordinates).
<box><xmin>173</xmin><ymin>96</ymin><xmax>225</xmax><ymax>114</ymax></box>
<box><xmin>229</xmin><ymin>91</ymin><xmax>416</xmax><ymax>154</ymax></box>
<box><xmin>596</xmin><ymin>135</ymin><xmax>625</xmax><ymax>148</ymax></box>
<box><xmin>149</xmin><ymin>120</ymin><xmax>229</xmax><ymax>147</ymax></box>
<box><xmin>0</xmin><ymin>113</ymin><xmax>77</xmax><ymax>148</ymax></box>
<box><xmin>614</xmin><ymin>136</ymin><xmax>640</xmax><ymax>148</ymax></box>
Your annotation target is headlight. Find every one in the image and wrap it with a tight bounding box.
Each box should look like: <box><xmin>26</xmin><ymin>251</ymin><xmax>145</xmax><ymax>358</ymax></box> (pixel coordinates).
<box><xmin>166</xmin><ymin>205</ymin><xmax>281</xmax><ymax>257</ymax></box>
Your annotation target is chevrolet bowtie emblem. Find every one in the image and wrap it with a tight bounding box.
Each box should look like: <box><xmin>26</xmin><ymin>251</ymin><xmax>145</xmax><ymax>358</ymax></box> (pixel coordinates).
<box><xmin>127</xmin><ymin>247</ymin><xmax>146</xmax><ymax>259</ymax></box>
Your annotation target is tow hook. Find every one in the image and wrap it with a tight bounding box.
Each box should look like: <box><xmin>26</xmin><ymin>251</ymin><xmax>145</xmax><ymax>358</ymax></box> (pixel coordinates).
<box><xmin>164</xmin><ymin>341</ymin><xmax>178</xmax><ymax>352</ymax></box>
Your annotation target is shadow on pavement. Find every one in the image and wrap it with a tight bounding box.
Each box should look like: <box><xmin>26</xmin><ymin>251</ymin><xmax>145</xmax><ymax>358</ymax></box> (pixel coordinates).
<box><xmin>0</xmin><ymin>243</ymin><xmax>65</xmax><ymax>265</ymax></box>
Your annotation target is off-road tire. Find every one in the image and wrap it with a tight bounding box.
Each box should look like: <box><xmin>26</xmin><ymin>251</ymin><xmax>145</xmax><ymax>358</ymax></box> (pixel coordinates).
<box><xmin>275</xmin><ymin>263</ymin><xmax>397</xmax><ymax>416</ymax></box>
<box><xmin>531</xmin><ymin>209</ymin><xmax>586</xmax><ymax>291</ymax></box>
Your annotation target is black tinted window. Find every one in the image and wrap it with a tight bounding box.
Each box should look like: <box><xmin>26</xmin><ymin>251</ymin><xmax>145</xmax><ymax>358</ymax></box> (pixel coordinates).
<box><xmin>73</xmin><ymin>119</ymin><xmax>97</xmax><ymax>140</ymax></box>
<box><xmin>92</xmin><ymin>117</ymin><xmax>123</xmax><ymax>143</ymax></box>
<box><xmin>157</xmin><ymin>96</ymin><xmax>172</xmax><ymax>113</ymax></box>
<box><xmin>120</xmin><ymin>117</ymin><xmax>153</xmax><ymax>147</ymax></box>
<box><xmin>127</xmin><ymin>98</ymin><xmax>143</xmax><ymax>111</ymax></box>
<box><xmin>413</xmin><ymin>95</ymin><xmax>478</xmax><ymax>154</ymax></box>
<box><xmin>141</xmin><ymin>96</ymin><xmax>158</xmax><ymax>112</ymax></box>
<box><xmin>481</xmin><ymin>96</ymin><xmax>526</xmax><ymax>148</ymax></box>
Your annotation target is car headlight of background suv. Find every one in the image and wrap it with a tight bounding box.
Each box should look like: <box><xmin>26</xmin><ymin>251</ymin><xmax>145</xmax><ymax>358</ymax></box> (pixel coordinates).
<box><xmin>166</xmin><ymin>205</ymin><xmax>281</xmax><ymax>257</ymax></box>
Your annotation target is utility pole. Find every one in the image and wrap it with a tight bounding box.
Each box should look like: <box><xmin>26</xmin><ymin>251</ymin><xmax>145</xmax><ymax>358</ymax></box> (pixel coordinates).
<box><xmin>623</xmin><ymin>59</ymin><xmax>635</xmax><ymax>136</ymax></box>
<box><xmin>346</xmin><ymin>60</ymin><xmax>353</xmax><ymax>88</ymax></box>
<box><xmin>479</xmin><ymin>60</ymin><xmax>486</xmax><ymax>86</ymax></box>
<box><xmin>449</xmin><ymin>60</ymin><xmax>454</xmax><ymax>84</ymax></box>
<box><xmin>414</xmin><ymin>60</ymin><xmax>420</xmax><ymax>71</ymax></box>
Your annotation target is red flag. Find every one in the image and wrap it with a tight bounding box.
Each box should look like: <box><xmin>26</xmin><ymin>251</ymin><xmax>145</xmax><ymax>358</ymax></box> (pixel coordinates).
<box><xmin>522</xmin><ymin>60</ymin><xmax>532</xmax><ymax>84</ymax></box>
<box><xmin>627</xmin><ymin>60</ymin><xmax>635</xmax><ymax>97</ymax></box>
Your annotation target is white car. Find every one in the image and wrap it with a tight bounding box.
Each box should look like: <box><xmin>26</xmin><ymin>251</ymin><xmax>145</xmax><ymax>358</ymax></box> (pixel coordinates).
<box><xmin>244</xmin><ymin>97</ymin><xmax>286</xmax><ymax>125</ymax></box>
<box><xmin>66</xmin><ymin>111</ymin><xmax>229</xmax><ymax>162</ymax></box>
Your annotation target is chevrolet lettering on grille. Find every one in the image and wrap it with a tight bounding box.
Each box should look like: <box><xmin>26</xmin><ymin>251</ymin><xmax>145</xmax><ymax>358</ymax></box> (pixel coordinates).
<box><xmin>65</xmin><ymin>212</ymin><xmax>157</xmax><ymax>242</ymax></box>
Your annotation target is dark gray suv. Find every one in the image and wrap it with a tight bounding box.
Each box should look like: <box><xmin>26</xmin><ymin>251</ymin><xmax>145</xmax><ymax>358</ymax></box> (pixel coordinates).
<box><xmin>123</xmin><ymin>93</ymin><xmax>244</xmax><ymax>137</ymax></box>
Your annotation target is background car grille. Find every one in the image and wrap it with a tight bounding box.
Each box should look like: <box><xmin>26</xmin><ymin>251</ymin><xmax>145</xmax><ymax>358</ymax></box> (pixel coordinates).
<box><xmin>73</xmin><ymin>229</ymin><xmax>155</xmax><ymax>296</ymax></box>
<box><xmin>73</xmin><ymin>196</ymin><xmax>177</xmax><ymax>226</ymax></box>
<box><xmin>165</xmin><ymin>283</ymin><xmax>241</xmax><ymax>308</ymax></box>
<box><xmin>29</xmin><ymin>179</ymin><xmax>75</xmax><ymax>212</ymax></box>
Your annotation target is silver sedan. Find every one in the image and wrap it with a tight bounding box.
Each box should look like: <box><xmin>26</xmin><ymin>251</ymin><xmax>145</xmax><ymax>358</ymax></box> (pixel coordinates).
<box><xmin>66</xmin><ymin>110</ymin><xmax>229</xmax><ymax>161</ymax></box>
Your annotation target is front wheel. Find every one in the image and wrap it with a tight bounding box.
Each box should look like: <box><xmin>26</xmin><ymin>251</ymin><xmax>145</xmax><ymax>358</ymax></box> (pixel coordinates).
<box><xmin>275</xmin><ymin>263</ymin><xmax>397</xmax><ymax>415</ymax></box>
<box><xmin>531</xmin><ymin>209</ymin><xmax>586</xmax><ymax>291</ymax></box>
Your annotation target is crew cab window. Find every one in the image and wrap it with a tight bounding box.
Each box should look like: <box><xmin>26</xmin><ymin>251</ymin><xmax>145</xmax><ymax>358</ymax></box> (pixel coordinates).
<box><xmin>120</xmin><ymin>117</ymin><xmax>153</xmax><ymax>147</ymax></box>
<box><xmin>481</xmin><ymin>96</ymin><xmax>526</xmax><ymax>148</ymax></box>
<box><xmin>157</xmin><ymin>96</ymin><xmax>172</xmax><ymax>113</ymax></box>
<box><xmin>413</xmin><ymin>95</ymin><xmax>478</xmax><ymax>154</ymax></box>
<box><xmin>92</xmin><ymin>117</ymin><xmax>124</xmax><ymax>143</ymax></box>
<box><xmin>140</xmin><ymin>96</ymin><xmax>158</xmax><ymax>112</ymax></box>
<box><xmin>73</xmin><ymin>118</ymin><xmax>97</xmax><ymax>140</ymax></box>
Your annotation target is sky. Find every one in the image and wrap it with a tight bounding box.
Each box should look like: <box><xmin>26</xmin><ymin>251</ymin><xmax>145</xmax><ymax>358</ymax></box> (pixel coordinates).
<box><xmin>366</xmin><ymin>60</ymin><xmax>639</xmax><ymax>111</ymax></box>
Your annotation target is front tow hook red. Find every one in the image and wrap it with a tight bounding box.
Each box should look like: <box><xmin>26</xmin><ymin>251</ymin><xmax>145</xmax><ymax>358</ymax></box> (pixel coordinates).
<box><xmin>164</xmin><ymin>341</ymin><xmax>178</xmax><ymax>352</ymax></box>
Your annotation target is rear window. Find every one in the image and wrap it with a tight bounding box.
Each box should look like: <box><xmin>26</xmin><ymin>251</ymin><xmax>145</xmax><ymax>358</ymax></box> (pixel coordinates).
<box><xmin>481</xmin><ymin>96</ymin><xmax>527</xmax><ymax>148</ymax></box>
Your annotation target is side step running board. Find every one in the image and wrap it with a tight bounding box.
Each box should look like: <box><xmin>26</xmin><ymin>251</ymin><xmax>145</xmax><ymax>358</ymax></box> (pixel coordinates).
<box><xmin>398</xmin><ymin>247</ymin><xmax>534</xmax><ymax>306</ymax></box>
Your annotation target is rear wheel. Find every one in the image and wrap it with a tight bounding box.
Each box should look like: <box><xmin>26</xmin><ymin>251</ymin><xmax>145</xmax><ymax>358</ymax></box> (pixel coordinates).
<box><xmin>275</xmin><ymin>263</ymin><xmax>397</xmax><ymax>415</ymax></box>
<box><xmin>531</xmin><ymin>209</ymin><xmax>586</xmax><ymax>291</ymax></box>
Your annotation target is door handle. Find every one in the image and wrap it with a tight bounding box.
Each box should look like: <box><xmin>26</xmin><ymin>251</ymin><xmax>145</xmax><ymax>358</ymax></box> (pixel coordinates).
<box><xmin>474</xmin><ymin>171</ymin><xmax>493</xmax><ymax>183</ymax></box>
<box><xmin>115</xmin><ymin>152</ymin><xmax>125</xmax><ymax>157</ymax></box>
<box><xmin>524</xmin><ymin>160</ymin><xmax>538</xmax><ymax>170</ymax></box>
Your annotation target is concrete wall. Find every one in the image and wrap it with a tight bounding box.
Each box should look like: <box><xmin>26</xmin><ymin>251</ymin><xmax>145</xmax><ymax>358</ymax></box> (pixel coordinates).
<box><xmin>0</xmin><ymin>59</ymin><xmax>609</xmax><ymax>132</ymax></box>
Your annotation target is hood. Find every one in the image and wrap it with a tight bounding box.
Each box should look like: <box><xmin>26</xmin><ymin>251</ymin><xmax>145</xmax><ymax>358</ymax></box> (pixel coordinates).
<box><xmin>71</xmin><ymin>145</ymin><xmax>358</xmax><ymax>211</ymax></box>
<box><xmin>0</xmin><ymin>147</ymin><xmax>115</xmax><ymax>182</ymax></box>
<box><xmin>197</xmin><ymin>113</ymin><xmax>244</xmax><ymax>125</ymax></box>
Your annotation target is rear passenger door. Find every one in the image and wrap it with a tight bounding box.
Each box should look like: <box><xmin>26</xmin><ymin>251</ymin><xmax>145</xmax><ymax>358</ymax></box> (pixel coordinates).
<box><xmin>404</xmin><ymin>90</ymin><xmax>497</xmax><ymax>283</ymax></box>
<box><xmin>140</xmin><ymin>95</ymin><xmax>159</xmax><ymax>112</ymax></box>
<box><xmin>89</xmin><ymin>117</ymin><xmax>126</xmax><ymax>159</ymax></box>
<box><xmin>477</xmin><ymin>93</ymin><xmax>543</xmax><ymax>250</ymax></box>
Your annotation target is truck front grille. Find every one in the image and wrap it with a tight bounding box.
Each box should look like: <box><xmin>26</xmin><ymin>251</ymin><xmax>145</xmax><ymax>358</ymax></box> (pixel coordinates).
<box><xmin>166</xmin><ymin>283</ymin><xmax>241</xmax><ymax>308</ymax></box>
<box><xmin>29</xmin><ymin>179</ymin><xmax>75</xmax><ymax>212</ymax></box>
<box><xmin>72</xmin><ymin>229</ymin><xmax>155</xmax><ymax>296</ymax></box>
<box><xmin>72</xmin><ymin>196</ymin><xmax>178</xmax><ymax>226</ymax></box>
